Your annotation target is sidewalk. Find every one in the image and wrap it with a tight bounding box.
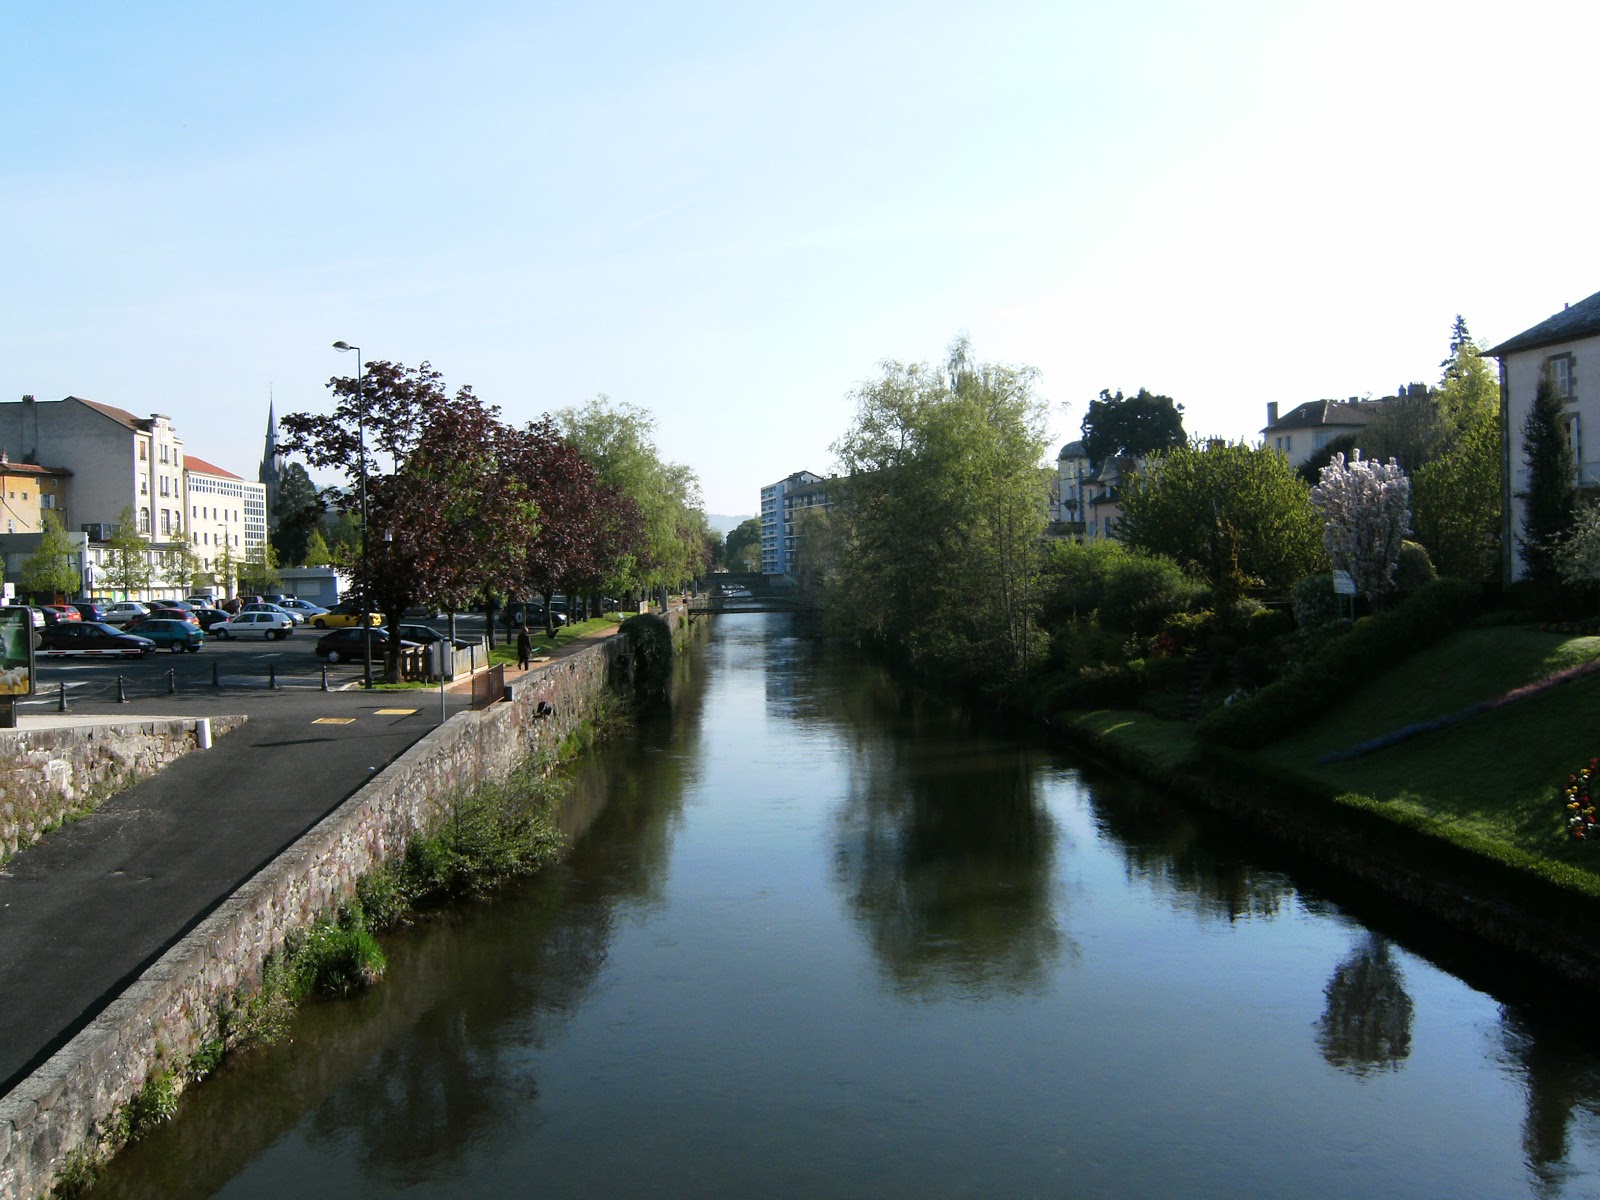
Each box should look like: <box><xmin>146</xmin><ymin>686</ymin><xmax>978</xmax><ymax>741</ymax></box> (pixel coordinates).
<box><xmin>0</xmin><ymin>622</ymin><xmax>623</xmax><ymax>1094</ymax></box>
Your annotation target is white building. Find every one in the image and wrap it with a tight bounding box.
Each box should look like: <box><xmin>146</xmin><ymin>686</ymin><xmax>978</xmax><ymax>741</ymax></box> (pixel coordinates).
<box><xmin>0</xmin><ymin>395</ymin><xmax>265</xmax><ymax>599</ymax></box>
<box><xmin>1487</xmin><ymin>287</ymin><xmax>1600</xmax><ymax>581</ymax></box>
<box><xmin>759</xmin><ymin>471</ymin><xmax>831</xmax><ymax>579</ymax></box>
<box><xmin>184</xmin><ymin>454</ymin><xmax>268</xmax><ymax>588</ymax></box>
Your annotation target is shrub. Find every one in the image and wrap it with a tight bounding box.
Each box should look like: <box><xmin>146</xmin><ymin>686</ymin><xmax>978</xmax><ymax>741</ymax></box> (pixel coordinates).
<box><xmin>1394</xmin><ymin>540</ymin><xmax>1437</xmax><ymax>595</ymax></box>
<box><xmin>289</xmin><ymin>916</ymin><xmax>386</xmax><ymax>999</ymax></box>
<box><xmin>1292</xmin><ymin>573</ymin><xmax>1342</xmax><ymax>634</ymax></box>
<box><xmin>1197</xmin><ymin>577</ymin><xmax>1482</xmax><ymax>748</ymax></box>
<box><xmin>1040</xmin><ymin>539</ymin><xmax>1206</xmax><ymax>639</ymax></box>
<box><xmin>1247</xmin><ymin>607</ymin><xmax>1294</xmax><ymax>643</ymax></box>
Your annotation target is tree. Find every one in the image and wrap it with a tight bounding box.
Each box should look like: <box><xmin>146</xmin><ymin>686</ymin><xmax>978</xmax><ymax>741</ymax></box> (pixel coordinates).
<box><xmin>103</xmin><ymin>507</ymin><xmax>153</xmax><ymax>598</ymax></box>
<box><xmin>303</xmin><ymin>527</ymin><xmax>336</xmax><ymax>568</ymax></box>
<box><xmin>557</xmin><ymin>397</ymin><xmax>706</xmax><ymax>604</ymax></box>
<box><xmin>1080</xmin><ymin>388</ymin><xmax>1186</xmax><ymax>467</ymax></box>
<box><xmin>1310</xmin><ymin>452</ymin><xmax>1412</xmax><ymax>608</ymax></box>
<box><xmin>161</xmin><ymin>540</ymin><xmax>207</xmax><ymax>594</ymax></box>
<box><xmin>723</xmin><ymin>517</ymin><xmax>763</xmax><ymax>572</ymax></box>
<box><xmin>1116</xmin><ymin>442</ymin><xmax>1325</xmax><ymax>601</ymax></box>
<box><xmin>1410</xmin><ymin>321</ymin><xmax>1501</xmax><ymax>580</ymax></box>
<box><xmin>824</xmin><ymin>338</ymin><xmax>1049</xmax><ymax>688</ymax></box>
<box><xmin>280</xmin><ymin>360</ymin><xmax>536</xmax><ymax>679</ymax></box>
<box><xmin>1518</xmin><ymin>378</ymin><xmax>1577</xmax><ymax>581</ymax></box>
<box><xmin>17</xmin><ymin>510</ymin><xmax>80</xmax><ymax>599</ymax></box>
<box><xmin>1555</xmin><ymin>502</ymin><xmax>1600</xmax><ymax>598</ymax></box>
<box><xmin>236</xmin><ymin>541</ymin><xmax>281</xmax><ymax>595</ymax></box>
<box><xmin>271</xmin><ymin>462</ymin><xmax>321</xmax><ymax>566</ymax></box>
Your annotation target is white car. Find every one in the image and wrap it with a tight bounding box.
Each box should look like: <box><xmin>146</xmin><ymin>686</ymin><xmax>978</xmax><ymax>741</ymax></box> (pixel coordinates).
<box><xmin>211</xmin><ymin>611</ymin><xmax>294</xmax><ymax>640</ymax></box>
<box><xmin>102</xmin><ymin>601</ymin><xmax>151</xmax><ymax>626</ymax></box>
<box><xmin>240</xmin><ymin>602</ymin><xmax>305</xmax><ymax>625</ymax></box>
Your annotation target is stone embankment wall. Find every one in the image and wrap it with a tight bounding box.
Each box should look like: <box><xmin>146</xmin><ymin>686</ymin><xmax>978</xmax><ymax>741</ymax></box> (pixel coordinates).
<box><xmin>0</xmin><ymin>630</ymin><xmax>642</xmax><ymax>1200</ymax></box>
<box><xmin>0</xmin><ymin>717</ymin><xmax>246</xmax><ymax>863</ymax></box>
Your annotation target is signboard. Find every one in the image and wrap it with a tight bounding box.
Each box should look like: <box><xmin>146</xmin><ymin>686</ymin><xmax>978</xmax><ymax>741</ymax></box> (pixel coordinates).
<box><xmin>0</xmin><ymin>607</ymin><xmax>35</xmax><ymax>697</ymax></box>
<box><xmin>1331</xmin><ymin>570</ymin><xmax>1356</xmax><ymax>597</ymax></box>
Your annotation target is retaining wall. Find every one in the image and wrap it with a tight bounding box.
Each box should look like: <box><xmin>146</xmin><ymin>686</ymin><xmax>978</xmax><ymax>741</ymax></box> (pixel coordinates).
<box><xmin>0</xmin><ymin>717</ymin><xmax>246</xmax><ymax>863</ymax></box>
<box><xmin>0</xmin><ymin>633</ymin><xmax>630</xmax><ymax>1200</ymax></box>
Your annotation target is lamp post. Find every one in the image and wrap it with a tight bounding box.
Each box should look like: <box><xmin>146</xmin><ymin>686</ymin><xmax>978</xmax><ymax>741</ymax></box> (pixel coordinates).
<box><xmin>332</xmin><ymin>341</ymin><xmax>372</xmax><ymax>688</ymax></box>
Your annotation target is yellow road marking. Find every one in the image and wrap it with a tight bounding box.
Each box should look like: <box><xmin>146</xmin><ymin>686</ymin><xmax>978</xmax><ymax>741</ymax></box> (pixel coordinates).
<box><xmin>374</xmin><ymin>708</ymin><xmax>417</xmax><ymax>716</ymax></box>
<box><xmin>312</xmin><ymin>717</ymin><xmax>356</xmax><ymax>725</ymax></box>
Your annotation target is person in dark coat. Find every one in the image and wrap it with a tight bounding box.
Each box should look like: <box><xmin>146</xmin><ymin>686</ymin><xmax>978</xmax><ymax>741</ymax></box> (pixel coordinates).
<box><xmin>516</xmin><ymin>626</ymin><xmax>532</xmax><ymax>670</ymax></box>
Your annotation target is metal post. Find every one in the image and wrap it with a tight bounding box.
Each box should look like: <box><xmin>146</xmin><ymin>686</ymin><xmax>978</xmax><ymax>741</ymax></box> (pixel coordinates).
<box><xmin>321</xmin><ymin>664</ymin><xmax>329</xmax><ymax>692</ymax></box>
<box><xmin>167</xmin><ymin>668</ymin><xmax>176</xmax><ymax>695</ymax></box>
<box><xmin>117</xmin><ymin>675</ymin><xmax>127</xmax><ymax>703</ymax></box>
<box><xmin>269</xmin><ymin>663</ymin><xmax>278</xmax><ymax>690</ymax></box>
<box><xmin>440</xmin><ymin>672</ymin><xmax>446</xmax><ymax>724</ymax></box>
<box><xmin>57</xmin><ymin>681</ymin><xmax>67</xmax><ymax>713</ymax></box>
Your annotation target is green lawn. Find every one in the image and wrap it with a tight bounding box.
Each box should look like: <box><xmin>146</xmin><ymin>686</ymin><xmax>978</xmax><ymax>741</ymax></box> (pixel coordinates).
<box><xmin>485</xmin><ymin>616</ymin><xmax>620</xmax><ymax>666</ymax></box>
<box><xmin>1059</xmin><ymin>708</ymin><xmax>1200</xmax><ymax>776</ymax></box>
<box><xmin>1254</xmin><ymin>625</ymin><xmax>1600</xmax><ymax>891</ymax></box>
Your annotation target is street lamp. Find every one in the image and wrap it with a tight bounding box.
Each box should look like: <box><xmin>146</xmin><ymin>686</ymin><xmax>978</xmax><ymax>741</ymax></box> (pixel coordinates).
<box><xmin>333</xmin><ymin>340</ymin><xmax>372</xmax><ymax>689</ymax></box>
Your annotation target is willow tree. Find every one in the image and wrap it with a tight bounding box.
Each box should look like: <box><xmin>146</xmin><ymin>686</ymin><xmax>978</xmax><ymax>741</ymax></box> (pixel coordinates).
<box><xmin>827</xmin><ymin>338</ymin><xmax>1049</xmax><ymax>689</ymax></box>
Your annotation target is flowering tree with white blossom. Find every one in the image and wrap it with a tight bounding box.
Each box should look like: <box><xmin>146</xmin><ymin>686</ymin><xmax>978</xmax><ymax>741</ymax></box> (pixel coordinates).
<box><xmin>1311</xmin><ymin>452</ymin><xmax>1412</xmax><ymax>607</ymax></box>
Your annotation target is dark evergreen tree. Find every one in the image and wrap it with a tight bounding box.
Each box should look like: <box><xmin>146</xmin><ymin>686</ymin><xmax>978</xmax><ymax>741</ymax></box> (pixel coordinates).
<box><xmin>1080</xmin><ymin>388</ymin><xmax>1186</xmax><ymax>468</ymax></box>
<box><xmin>1518</xmin><ymin>378</ymin><xmax>1577</xmax><ymax>580</ymax></box>
<box><xmin>1441</xmin><ymin>314</ymin><xmax>1475</xmax><ymax>379</ymax></box>
<box><xmin>270</xmin><ymin>461</ymin><xmax>321</xmax><ymax>566</ymax></box>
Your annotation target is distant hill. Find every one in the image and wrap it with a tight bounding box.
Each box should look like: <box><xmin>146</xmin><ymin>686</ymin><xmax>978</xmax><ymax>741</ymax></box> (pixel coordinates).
<box><xmin>707</xmin><ymin>513</ymin><xmax>755</xmax><ymax>536</ymax></box>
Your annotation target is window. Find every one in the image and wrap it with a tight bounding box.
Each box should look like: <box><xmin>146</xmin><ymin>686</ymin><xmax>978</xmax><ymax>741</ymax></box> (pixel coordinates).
<box><xmin>139</xmin><ymin>443</ymin><xmax>147</xmax><ymax>461</ymax></box>
<box><xmin>20</xmin><ymin>492</ymin><xmax>27</xmax><ymax>501</ymax></box>
<box><xmin>40</xmin><ymin>494</ymin><xmax>54</xmax><ymax>509</ymax></box>
<box><xmin>161</xmin><ymin>510</ymin><xmax>171</xmax><ymax>535</ymax></box>
<box><xmin>1549</xmin><ymin>354</ymin><xmax>1575</xmax><ymax>400</ymax></box>
<box><xmin>160</xmin><ymin>445</ymin><xmax>169</xmax><ymax>464</ymax></box>
<box><xmin>141</xmin><ymin>479</ymin><xmax>148</xmax><ymax>495</ymax></box>
<box><xmin>139</xmin><ymin>507</ymin><xmax>150</xmax><ymax>532</ymax></box>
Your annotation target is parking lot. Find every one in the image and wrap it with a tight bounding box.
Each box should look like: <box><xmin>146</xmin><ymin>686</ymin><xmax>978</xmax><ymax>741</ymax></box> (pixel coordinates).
<box><xmin>18</xmin><ymin>613</ymin><xmax>500</xmax><ymax>708</ymax></box>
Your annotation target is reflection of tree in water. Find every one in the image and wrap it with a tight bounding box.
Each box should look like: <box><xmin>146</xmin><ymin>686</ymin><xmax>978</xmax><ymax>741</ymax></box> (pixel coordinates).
<box><xmin>1085</xmin><ymin>772</ymin><xmax>1294</xmax><ymax>923</ymax></box>
<box><xmin>832</xmin><ymin>728</ymin><xmax>1065</xmax><ymax>1003</ymax></box>
<box><xmin>1500</xmin><ymin>1009</ymin><xmax>1600</xmax><ymax>1199</ymax></box>
<box><xmin>1316</xmin><ymin>934</ymin><xmax>1413</xmax><ymax>1077</ymax></box>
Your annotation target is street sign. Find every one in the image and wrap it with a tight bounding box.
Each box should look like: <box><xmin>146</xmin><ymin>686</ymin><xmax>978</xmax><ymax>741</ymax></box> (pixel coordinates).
<box><xmin>1332</xmin><ymin>570</ymin><xmax>1356</xmax><ymax>597</ymax></box>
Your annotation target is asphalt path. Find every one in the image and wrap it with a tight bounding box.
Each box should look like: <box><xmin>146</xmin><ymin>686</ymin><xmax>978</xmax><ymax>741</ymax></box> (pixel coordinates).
<box><xmin>0</xmin><ymin>682</ymin><xmax>474</xmax><ymax>1093</ymax></box>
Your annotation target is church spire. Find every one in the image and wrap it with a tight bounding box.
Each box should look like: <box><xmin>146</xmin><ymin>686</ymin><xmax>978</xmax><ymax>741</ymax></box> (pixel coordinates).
<box><xmin>260</xmin><ymin>386</ymin><xmax>285</xmax><ymax>525</ymax></box>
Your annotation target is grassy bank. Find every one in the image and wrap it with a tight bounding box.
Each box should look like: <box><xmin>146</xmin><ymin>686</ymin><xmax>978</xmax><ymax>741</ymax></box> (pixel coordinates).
<box><xmin>1053</xmin><ymin>622</ymin><xmax>1600</xmax><ymax>953</ymax></box>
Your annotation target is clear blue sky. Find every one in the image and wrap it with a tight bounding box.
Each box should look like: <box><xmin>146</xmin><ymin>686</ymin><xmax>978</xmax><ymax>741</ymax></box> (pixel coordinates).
<box><xmin>6</xmin><ymin>1</ymin><xmax>1598</xmax><ymax>517</ymax></box>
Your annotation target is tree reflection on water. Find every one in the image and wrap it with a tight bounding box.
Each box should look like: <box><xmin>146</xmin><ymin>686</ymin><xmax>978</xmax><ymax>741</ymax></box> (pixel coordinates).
<box><xmin>1316</xmin><ymin>933</ymin><xmax>1414</xmax><ymax>1076</ymax></box>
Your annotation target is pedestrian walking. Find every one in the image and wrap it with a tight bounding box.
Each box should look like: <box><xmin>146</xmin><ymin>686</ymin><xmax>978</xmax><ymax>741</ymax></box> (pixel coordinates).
<box><xmin>516</xmin><ymin>626</ymin><xmax>532</xmax><ymax>670</ymax></box>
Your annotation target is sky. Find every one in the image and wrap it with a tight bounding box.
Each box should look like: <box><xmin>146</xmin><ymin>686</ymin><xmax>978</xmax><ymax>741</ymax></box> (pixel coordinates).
<box><xmin>7</xmin><ymin>1</ymin><xmax>1600</xmax><ymax>519</ymax></box>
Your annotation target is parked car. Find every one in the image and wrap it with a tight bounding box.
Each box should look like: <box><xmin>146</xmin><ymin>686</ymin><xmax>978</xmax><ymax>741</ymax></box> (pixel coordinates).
<box><xmin>102</xmin><ymin>601</ymin><xmax>151</xmax><ymax>626</ymax></box>
<box><xmin>185</xmin><ymin>595</ymin><xmax>217</xmax><ymax>607</ymax></box>
<box><xmin>279</xmin><ymin>598</ymin><xmax>329</xmax><ymax>618</ymax></box>
<box><xmin>71</xmin><ymin>602</ymin><xmax>108</xmax><ymax>623</ymax></box>
<box><xmin>505</xmin><ymin>601</ymin><xmax>566</xmax><ymax>628</ymax></box>
<box><xmin>211</xmin><ymin>611</ymin><xmax>294</xmax><ymax>640</ymax></box>
<box><xmin>131</xmin><ymin>607</ymin><xmax>201</xmax><ymax>628</ymax></box>
<box><xmin>3</xmin><ymin>603</ymin><xmax>46</xmax><ymax>628</ymax></box>
<box><xmin>396</xmin><ymin>623</ymin><xmax>475</xmax><ymax>650</ymax></box>
<box><xmin>314</xmin><ymin>627</ymin><xmax>421</xmax><ymax>663</ymax></box>
<box><xmin>137</xmin><ymin>618</ymin><xmax>206</xmax><ymax>653</ymax></box>
<box><xmin>240</xmin><ymin>602</ymin><xmax>305</xmax><ymax>625</ymax></box>
<box><xmin>192</xmin><ymin>608</ymin><xmax>233</xmax><ymax>633</ymax></box>
<box><xmin>40</xmin><ymin>605</ymin><xmax>83</xmax><ymax>623</ymax></box>
<box><xmin>37</xmin><ymin>622</ymin><xmax>154</xmax><ymax>658</ymax></box>
<box><xmin>310</xmin><ymin>603</ymin><xmax>384</xmax><ymax>629</ymax></box>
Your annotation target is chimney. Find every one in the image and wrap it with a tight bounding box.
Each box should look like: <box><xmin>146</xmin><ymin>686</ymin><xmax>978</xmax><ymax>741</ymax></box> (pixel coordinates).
<box><xmin>1266</xmin><ymin>401</ymin><xmax>1279</xmax><ymax>426</ymax></box>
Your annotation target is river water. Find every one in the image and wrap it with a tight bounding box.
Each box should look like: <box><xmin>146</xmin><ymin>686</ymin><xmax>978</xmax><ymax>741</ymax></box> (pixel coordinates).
<box><xmin>95</xmin><ymin>615</ymin><xmax>1600</xmax><ymax>1198</ymax></box>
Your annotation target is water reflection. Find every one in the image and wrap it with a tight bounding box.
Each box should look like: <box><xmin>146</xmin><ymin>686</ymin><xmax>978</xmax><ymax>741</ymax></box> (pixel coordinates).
<box><xmin>1501</xmin><ymin>1010</ymin><xmax>1600</xmax><ymax>1197</ymax></box>
<box><xmin>824</xmin><ymin>666</ymin><xmax>1065</xmax><ymax>1001</ymax></box>
<box><xmin>1316</xmin><ymin>933</ymin><xmax>1414</xmax><ymax>1076</ymax></box>
<box><xmin>1086</xmin><ymin>772</ymin><xmax>1295</xmax><ymax>923</ymax></box>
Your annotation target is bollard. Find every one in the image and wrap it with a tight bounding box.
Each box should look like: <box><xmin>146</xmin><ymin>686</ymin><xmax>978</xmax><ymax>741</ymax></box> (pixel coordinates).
<box><xmin>269</xmin><ymin>663</ymin><xmax>278</xmax><ymax>690</ymax></box>
<box><xmin>167</xmin><ymin>668</ymin><xmax>176</xmax><ymax>695</ymax></box>
<box><xmin>57</xmin><ymin>681</ymin><xmax>67</xmax><ymax>713</ymax></box>
<box><xmin>117</xmin><ymin>675</ymin><xmax>128</xmax><ymax>704</ymax></box>
<box><xmin>212</xmin><ymin>660</ymin><xmax>220</xmax><ymax>687</ymax></box>
<box><xmin>321</xmin><ymin>664</ymin><xmax>329</xmax><ymax>692</ymax></box>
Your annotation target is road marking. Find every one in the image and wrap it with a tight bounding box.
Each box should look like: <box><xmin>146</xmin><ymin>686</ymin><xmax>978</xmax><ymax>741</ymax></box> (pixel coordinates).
<box><xmin>374</xmin><ymin>708</ymin><xmax>417</xmax><ymax>716</ymax></box>
<box><xmin>312</xmin><ymin>717</ymin><xmax>356</xmax><ymax>725</ymax></box>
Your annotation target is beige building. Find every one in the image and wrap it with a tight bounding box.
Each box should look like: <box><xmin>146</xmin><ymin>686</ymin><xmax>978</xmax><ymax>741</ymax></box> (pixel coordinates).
<box><xmin>0</xmin><ymin>455</ymin><xmax>71</xmax><ymax>535</ymax></box>
<box><xmin>184</xmin><ymin>454</ymin><xmax>267</xmax><ymax>587</ymax></box>
<box><xmin>0</xmin><ymin>395</ymin><xmax>264</xmax><ymax>599</ymax></box>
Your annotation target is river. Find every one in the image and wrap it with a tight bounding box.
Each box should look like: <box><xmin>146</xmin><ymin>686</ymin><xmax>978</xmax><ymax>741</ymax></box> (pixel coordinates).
<box><xmin>92</xmin><ymin>614</ymin><xmax>1600</xmax><ymax>1198</ymax></box>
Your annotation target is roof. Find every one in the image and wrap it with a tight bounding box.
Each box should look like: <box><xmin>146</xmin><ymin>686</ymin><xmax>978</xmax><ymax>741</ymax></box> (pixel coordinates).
<box><xmin>1262</xmin><ymin>400</ymin><xmax>1376</xmax><ymax>434</ymax></box>
<box><xmin>1057</xmin><ymin>439</ymin><xmax>1087</xmax><ymax>460</ymax></box>
<box><xmin>183</xmin><ymin>454</ymin><xmax>243</xmax><ymax>480</ymax></box>
<box><xmin>0</xmin><ymin>460</ymin><xmax>72</xmax><ymax>477</ymax></box>
<box><xmin>1487</xmin><ymin>288</ymin><xmax>1600</xmax><ymax>358</ymax></box>
<box><xmin>70</xmin><ymin>397</ymin><xmax>147</xmax><ymax>431</ymax></box>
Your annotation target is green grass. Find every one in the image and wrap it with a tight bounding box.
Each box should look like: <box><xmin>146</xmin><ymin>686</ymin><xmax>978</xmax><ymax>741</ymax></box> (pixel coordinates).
<box><xmin>486</xmin><ymin>616</ymin><xmax>619</xmax><ymax>665</ymax></box>
<box><xmin>1059</xmin><ymin>708</ymin><xmax>1200</xmax><ymax>776</ymax></box>
<box><xmin>1252</xmin><ymin>625</ymin><xmax>1600</xmax><ymax>893</ymax></box>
